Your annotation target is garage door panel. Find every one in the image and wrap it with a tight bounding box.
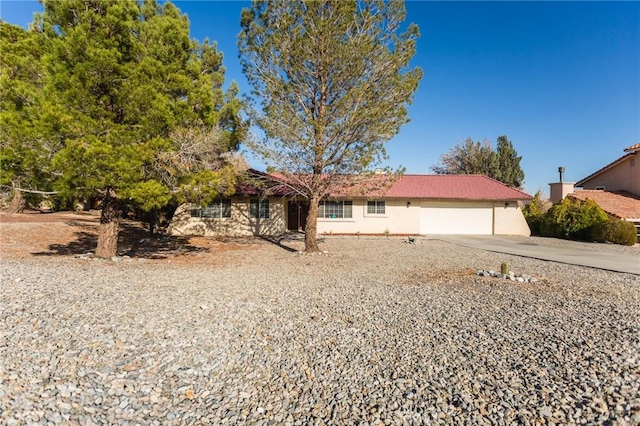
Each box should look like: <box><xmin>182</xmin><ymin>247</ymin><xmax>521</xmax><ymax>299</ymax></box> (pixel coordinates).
<box><xmin>420</xmin><ymin>202</ymin><xmax>493</xmax><ymax>234</ymax></box>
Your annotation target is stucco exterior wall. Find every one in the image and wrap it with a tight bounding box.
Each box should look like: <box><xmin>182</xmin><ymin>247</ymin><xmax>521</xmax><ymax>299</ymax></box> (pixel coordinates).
<box><xmin>169</xmin><ymin>197</ymin><xmax>531</xmax><ymax>237</ymax></box>
<box><xmin>168</xmin><ymin>198</ymin><xmax>286</xmax><ymax>237</ymax></box>
<box><xmin>492</xmin><ymin>202</ymin><xmax>531</xmax><ymax>236</ymax></box>
<box><xmin>580</xmin><ymin>156</ymin><xmax>639</xmax><ymax>195</ymax></box>
<box><xmin>317</xmin><ymin>199</ymin><xmax>421</xmax><ymax>235</ymax></box>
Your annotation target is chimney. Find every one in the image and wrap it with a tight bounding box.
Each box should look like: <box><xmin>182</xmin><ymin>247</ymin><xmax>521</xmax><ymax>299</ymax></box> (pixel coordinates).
<box><xmin>549</xmin><ymin>166</ymin><xmax>574</xmax><ymax>203</ymax></box>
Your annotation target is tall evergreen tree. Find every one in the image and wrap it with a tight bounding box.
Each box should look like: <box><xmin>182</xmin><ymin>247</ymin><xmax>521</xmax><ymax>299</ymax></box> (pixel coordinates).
<box><xmin>239</xmin><ymin>0</ymin><xmax>422</xmax><ymax>252</ymax></box>
<box><xmin>29</xmin><ymin>0</ymin><xmax>244</xmax><ymax>257</ymax></box>
<box><xmin>496</xmin><ymin>135</ymin><xmax>525</xmax><ymax>188</ymax></box>
<box><xmin>431</xmin><ymin>138</ymin><xmax>498</xmax><ymax>178</ymax></box>
<box><xmin>431</xmin><ymin>136</ymin><xmax>525</xmax><ymax>188</ymax></box>
<box><xmin>0</xmin><ymin>20</ymin><xmax>55</xmax><ymax>211</ymax></box>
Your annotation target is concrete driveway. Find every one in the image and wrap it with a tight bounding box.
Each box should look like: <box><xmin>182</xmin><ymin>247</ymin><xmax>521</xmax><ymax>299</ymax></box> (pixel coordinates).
<box><xmin>436</xmin><ymin>235</ymin><xmax>640</xmax><ymax>275</ymax></box>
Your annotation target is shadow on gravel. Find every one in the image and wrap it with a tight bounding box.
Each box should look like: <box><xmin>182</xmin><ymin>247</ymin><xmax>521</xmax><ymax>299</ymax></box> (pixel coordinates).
<box><xmin>32</xmin><ymin>220</ymin><xmax>209</xmax><ymax>259</ymax></box>
<box><xmin>259</xmin><ymin>235</ymin><xmax>298</xmax><ymax>253</ymax></box>
<box><xmin>259</xmin><ymin>232</ymin><xmax>326</xmax><ymax>253</ymax></box>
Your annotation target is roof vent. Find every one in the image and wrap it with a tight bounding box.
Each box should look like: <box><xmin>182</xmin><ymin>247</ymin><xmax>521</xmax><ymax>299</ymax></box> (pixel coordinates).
<box><xmin>558</xmin><ymin>166</ymin><xmax>565</xmax><ymax>183</ymax></box>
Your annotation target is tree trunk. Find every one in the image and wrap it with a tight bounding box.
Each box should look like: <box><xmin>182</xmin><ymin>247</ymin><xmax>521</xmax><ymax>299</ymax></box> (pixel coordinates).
<box><xmin>95</xmin><ymin>189</ymin><xmax>120</xmax><ymax>258</ymax></box>
<box><xmin>8</xmin><ymin>189</ymin><xmax>26</xmax><ymax>213</ymax></box>
<box><xmin>304</xmin><ymin>196</ymin><xmax>320</xmax><ymax>252</ymax></box>
<box><xmin>149</xmin><ymin>209</ymin><xmax>157</xmax><ymax>235</ymax></box>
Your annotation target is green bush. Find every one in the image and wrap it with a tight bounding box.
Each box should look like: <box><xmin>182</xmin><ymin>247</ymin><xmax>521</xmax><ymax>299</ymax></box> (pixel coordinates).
<box><xmin>540</xmin><ymin>198</ymin><xmax>608</xmax><ymax>240</ymax></box>
<box><xmin>522</xmin><ymin>190</ymin><xmax>550</xmax><ymax>236</ymax></box>
<box><xmin>592</xmin><ymin>219</ymin><xmax>638</xmax><ymax>246</ymax></box>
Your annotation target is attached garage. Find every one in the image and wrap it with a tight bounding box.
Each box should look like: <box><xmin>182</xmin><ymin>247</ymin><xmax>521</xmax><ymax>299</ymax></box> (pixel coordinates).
<box><xmin>420</xmin><ymin>201</ymin><xmax>494</xmax><ymax>234</ymax></box>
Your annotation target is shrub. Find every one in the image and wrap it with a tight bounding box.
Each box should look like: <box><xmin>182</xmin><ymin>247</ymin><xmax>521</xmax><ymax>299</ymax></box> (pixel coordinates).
<box><xmin>592</xmin><ymin>219</ymin><xmax>637</xmax><ymax>246</ymax></box>
<box><xmin>540</xmin><ymin>197</ymin><xmax>608</xmax><ymax>240</ymax></box>
<box><xmin>522</xmin><ymin>190</ymin><xmax>551</xmax><ymax>235</ymax></box>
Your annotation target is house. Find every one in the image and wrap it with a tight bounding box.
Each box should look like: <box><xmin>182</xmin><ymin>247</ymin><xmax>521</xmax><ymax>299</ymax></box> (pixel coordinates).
<box><xmin>572</xmin><ymin>143</ymin><xmax>640</xmax><ymax>237</ymax></box>
<box><xmin>575</xmin><ymin>143</ymin><xmax>639</xmax><ymax>194</ymax></box>
<box><xmin>168</xmin><ymin>171</ymin><xmax>533</xmax><ymax>237</ymax></box>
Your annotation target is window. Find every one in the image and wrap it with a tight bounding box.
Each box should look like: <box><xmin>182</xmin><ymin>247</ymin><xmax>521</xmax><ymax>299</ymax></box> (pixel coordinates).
<box><xmin>250</xmin><ymin>199</ymin><xmax>270</xmax><ymax>218</ymax></box>
<box><xmin>190</xmin><ymin>199</ymin><xmax>231</xmax><ymax>218</ymax></box>
<box><xmin>319</xmin><ymin>200</ymin><xmax>352</xmax><ymax>218</ymax></box>
<box><xmin>367</xmin><ymin>200</ymin><xmax>386</xmax><ymax>215</ymax></box>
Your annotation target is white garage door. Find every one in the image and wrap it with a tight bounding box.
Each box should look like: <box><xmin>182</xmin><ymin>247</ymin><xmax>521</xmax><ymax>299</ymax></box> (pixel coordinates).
<box><xmin>420</xmin><ymin>201</ymin><xmax>494</xmax><ymax>234</ymax></box>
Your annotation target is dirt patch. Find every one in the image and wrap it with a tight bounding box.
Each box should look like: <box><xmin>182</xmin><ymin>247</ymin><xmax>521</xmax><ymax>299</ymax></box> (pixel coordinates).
<box><xmin>0</xmin><ymin>210</ymin><xmax>261</xmax><ymax>265</ymax></box>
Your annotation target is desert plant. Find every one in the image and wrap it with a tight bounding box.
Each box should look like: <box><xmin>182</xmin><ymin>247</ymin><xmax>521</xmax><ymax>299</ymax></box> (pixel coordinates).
<box><xmin>501</xmin><ymin>262</ymin><xmax>508</xmax><ymax>275</ymax></box>
<box><xmin>592</xmin><ymin>219</ymin><xmax>637</xmax><ymax>246</ymax></box>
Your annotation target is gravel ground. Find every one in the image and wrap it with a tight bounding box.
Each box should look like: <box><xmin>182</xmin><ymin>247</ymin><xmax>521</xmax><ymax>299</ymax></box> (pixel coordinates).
<box><xmin>1</xmin><ymin>238</ymin><xmax>639</xmax><ymax>425</ymax></box>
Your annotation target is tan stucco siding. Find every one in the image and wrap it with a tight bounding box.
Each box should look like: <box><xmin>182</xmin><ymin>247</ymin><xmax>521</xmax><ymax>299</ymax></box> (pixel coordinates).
<box><xmin>492</xmin><ymin>202</ymin><xmax>531</xmax><ymax>236</ymax></box>
<box><xmin>580</xmin><ymin>156</ymin><xmax>639</xmax><ymax>195</ymax></box>
<box><xmin>317</xmin><ymin>199</ymin><xmax>421</xmax><ymax>235</ymax></box>
<box><xmin>168</xmin><ymin>198</ymin><xmax>286</xmax><ymax>237</ymax></box>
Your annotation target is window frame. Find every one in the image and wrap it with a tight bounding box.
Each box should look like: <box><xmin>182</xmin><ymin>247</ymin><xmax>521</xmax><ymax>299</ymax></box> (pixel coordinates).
<box><xmin>319</xmin><ymin>200</ymin><xmax>353</xmax><ymax>219</ymax></box>
<box><xmin>366</xmin><ymin>200</ymin><xmax>386</xmax><ymax>215</ymax></box>
<box><xmin>190</xmin><ymin>199</ymin><xmax>232</xmax><ymax>218</ymax></box>
<box><xmin>249</xmin><ymin>198</ymin><xmax>270</xmax><ymax>219</ymax></box>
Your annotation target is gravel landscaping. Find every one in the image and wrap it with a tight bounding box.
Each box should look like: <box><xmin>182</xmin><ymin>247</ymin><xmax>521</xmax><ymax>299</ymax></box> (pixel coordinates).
<box><xmin>1</xmin><ymin>237</ymin><xmax>639</xmax><ymax>425</ymax></box>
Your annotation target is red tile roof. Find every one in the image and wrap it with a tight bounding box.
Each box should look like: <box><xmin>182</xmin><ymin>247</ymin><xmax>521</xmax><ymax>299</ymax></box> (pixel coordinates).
<box><xmin>383</xmin><ymin>174</ymin><xmax>532</xmax><ymax>200</ymax></box>
<box><xmin>246</xmin><ymin>170</ymin><xmax>533</xmax><ymax>201</ymax></box>
<box><xmin>568</xmin><ymin>190</ymin><xmax>640</xmax><ymax>220</ymax></box>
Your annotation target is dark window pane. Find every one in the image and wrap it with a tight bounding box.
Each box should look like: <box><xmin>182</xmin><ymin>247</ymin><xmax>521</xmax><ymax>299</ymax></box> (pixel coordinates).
<box><xmin>367</xmin><ymin>201</ymin><xmax>376</xmax><ymax>214</ymax></box>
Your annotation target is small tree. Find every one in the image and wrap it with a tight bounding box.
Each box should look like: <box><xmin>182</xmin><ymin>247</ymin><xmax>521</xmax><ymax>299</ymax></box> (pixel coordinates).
<box><xmin>239</xmin><ymin>0</ymin><xmax>422</xmax><ymax>252</ymax></box>
<box><xmin>431</xmin><ymin>135</ymin><xmax>525</xmax><ymax>188</ymax></box>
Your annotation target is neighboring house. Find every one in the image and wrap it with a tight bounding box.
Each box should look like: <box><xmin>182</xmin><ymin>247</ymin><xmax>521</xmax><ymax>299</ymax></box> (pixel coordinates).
<box><xmin>575</xmin><ymin>143</ymin><xmax>639</xmax><ymax>194</ymax></box>
<box><xmin>564</xmin><ymin>144</ymin><xmax>640</xmax><ymax>237</ymax></box>
<box><xmin>568</xmin><ymin>190</ymin><xmax>640</xmax><ymax>225</ymax></box>
<box><xmin>169</xmin><ymin>171</ymin><xmax>533</xmax><ymax>237</ymax></box>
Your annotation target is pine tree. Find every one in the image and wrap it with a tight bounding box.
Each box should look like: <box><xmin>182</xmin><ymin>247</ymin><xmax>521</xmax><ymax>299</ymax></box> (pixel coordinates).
<box><xmin>431</xmin><ymin>138</ymin><xmax>498</xmax><ymax>178</ymax></box>
<box><xmin>30</xmin><ymin>0</ymin><xmax>243</xmax><ymax>257</ymax></box>
<box><xmin>0</xmin><ymin>21</ymin><xmax>54</xmax><ymax>211</ymax></box>
<box><xmin>239</xmin><ymin>0</ymin><xmax>422</xmax><ymax>252</ymax></box>
<box><xmin>496</xmin><ymin>135</ymin><xmax>525</xmax><ymax>188</ymax></box>
<box><xmin>431</xmin><ymin>136</ymin><xmax>525</xmax><ymax>188</ymax></box>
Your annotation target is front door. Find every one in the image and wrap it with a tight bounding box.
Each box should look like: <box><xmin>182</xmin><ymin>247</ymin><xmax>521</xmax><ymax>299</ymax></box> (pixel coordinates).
<box><xmin>287</xmin><ymin>201</ymin><xmax>309</xmax><ymax>231</ymax></box>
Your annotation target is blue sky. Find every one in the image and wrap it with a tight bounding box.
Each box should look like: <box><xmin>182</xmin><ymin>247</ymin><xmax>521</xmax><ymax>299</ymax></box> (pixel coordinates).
<box><xmin>2</xmin><ymin>1</ymin><xmax>639</xmax><ymax>196</ymax></box>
